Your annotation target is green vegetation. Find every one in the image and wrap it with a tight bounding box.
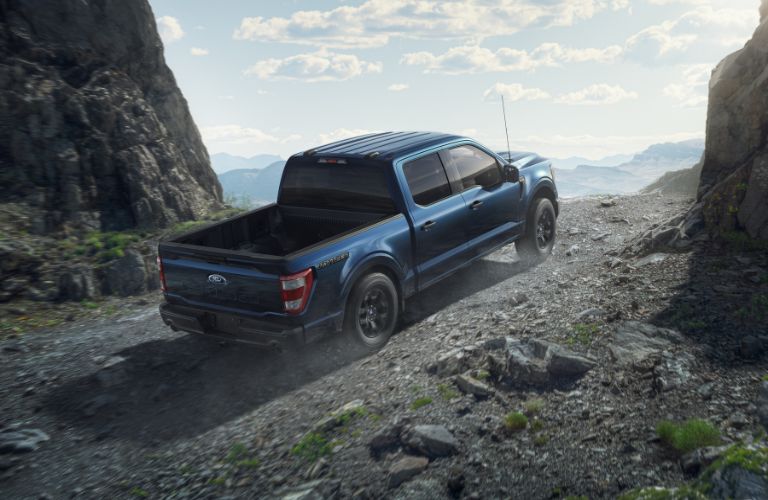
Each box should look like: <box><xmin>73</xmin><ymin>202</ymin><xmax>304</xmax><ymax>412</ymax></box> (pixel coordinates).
<box><xmin>129</xmin><ymin>487</ymin><xmax>149</xmax><ymax>498</ymax></box>
<box><xmin>225</xmin><ymin>442</ymin><xmax>248</xmax><ymax>463</ymax></box>
<box><xmin>722</xmin><ymin>230</ymin><xmax>768</xmax><ymax>252</ymax></box>
<box><xmin>438</xmin><ymin>383</ymin><xmax>460</xmax><ymax>401</ymax></box>
<box><xmin>208</xmin><ymin>476</ymin><xmax>227</xmax><ymax>486</ymax></box>
<box><xmin>530</xmin><ymin>418</ymin><xmax>544</xmax><ymax>432</ymax></box>
<box><xmin>291</xmin><ymin>433</ymin><xmax>333</xmax><ymax>462</ymax></box>
<box><xmin>762</xmin><ymin>374</ymin><xmax>768</xmax><ymax>382</ymax></box>
<box><xmin>505</xmin><ymin>412</ymin><xmax>528</xmax><ymax>431</ymax></box>
<box><xmin>736</xmin><ymin>293</ymin><xmax>768</xmax><ymax>325</ymax></box>
<box><xmin>64</xmin><ymin>231</ymin><xmax>142</xmax><ymax>263</ymax></box>
<box><xmin>335</xmin><ymin>405</ymin><xmax>368</xmax><ymax>426</ymax></box>
<box><xmin>81</xmin><ymin>300</ymin><xmax>100</xmax><ymax>310</ymax></box>
<box><xmin>475</xmin><ymin>369</ymin><xmax>491</xmax><ymax>381</ymax></box>
<box><xmin>410</xmin><ymin>396</ymin><xmax>433</xmax><ymax>410</ymax></box>
<box><xmin>656</xmin><ymin>419</ymin><xmax>721</xmax><ymax>454</ymax></box>
<box><xmin>568</xmin><ymin>323</ymin><xmax>599</xmax><ymax>346</ymax></box>
<box><xmin>524</xmin><ymin>398</ymin><xmax>544</xmax><ymax>415</ymax></box>
<box><xmin>534</xmin><ymin>433</ymin><xmax>549</xmax><ymax>446</ymax></box>
<box><xmin>620</xmin><ymin>441</ymin><xmax>768</xmax><ymax>500</ymax></box>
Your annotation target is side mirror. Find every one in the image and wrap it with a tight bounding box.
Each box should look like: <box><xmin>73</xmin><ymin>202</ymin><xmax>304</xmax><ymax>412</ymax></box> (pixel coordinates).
<box><xmin>504</xmin><ymin>164</ymin><xmax>520</xmax><ymax>183</ymax></box>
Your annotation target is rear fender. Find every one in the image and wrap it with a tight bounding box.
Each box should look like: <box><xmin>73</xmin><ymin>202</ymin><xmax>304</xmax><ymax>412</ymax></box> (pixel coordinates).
<box><xmin>338</xmin><ymin>253</ymin><xmax>407</xmax><ymax>327</ymax></box>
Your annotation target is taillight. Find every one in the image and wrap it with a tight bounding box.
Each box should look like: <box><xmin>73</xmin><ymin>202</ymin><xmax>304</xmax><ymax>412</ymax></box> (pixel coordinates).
<box><xmin>157</xmin><ymin>255</ymin><xmax>167</xmax><ymax>293</ymax></box>
<box><xmin>279</xmin><ymin>268</ymin><xmax>314</xmax><ymax>315</ymax></box>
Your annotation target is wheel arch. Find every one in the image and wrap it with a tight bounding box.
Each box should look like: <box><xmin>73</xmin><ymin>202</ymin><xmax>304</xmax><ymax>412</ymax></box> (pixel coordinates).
<box><xmin>340</xmin><ymin>255</ymin><xmax>405</xmax><ymax>326</ymax></box>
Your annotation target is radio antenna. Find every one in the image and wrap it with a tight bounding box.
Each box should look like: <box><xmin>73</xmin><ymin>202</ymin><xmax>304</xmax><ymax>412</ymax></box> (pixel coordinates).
<box><xmin>501</xmin><ymin>94</ymin><xmax>512</xmax><ymax>162</ymax></box>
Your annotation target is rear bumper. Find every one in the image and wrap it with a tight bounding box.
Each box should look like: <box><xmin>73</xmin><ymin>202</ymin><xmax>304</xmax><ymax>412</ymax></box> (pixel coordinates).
<box><xmin>159</xmin><ymin>302</ymin><xmax>307</xmax><ymax>348</ymax></box>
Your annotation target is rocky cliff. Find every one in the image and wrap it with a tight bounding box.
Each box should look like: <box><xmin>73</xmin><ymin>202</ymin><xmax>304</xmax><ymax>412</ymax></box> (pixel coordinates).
<box><xmin>699</xmin><ymin>3</ymin><xmax>768</xmax><ymax>240</ymax></box>
<box><xmin>0</xmin><ymin>0</ymin><xmax>222</xmax><ymax>233</ymax></box>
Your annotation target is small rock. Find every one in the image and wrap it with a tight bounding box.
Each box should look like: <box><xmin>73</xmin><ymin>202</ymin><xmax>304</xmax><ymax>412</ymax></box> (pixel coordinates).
<box><xmin>454</xmin><ymin>374</ymin><xmax>493</xmax><ymax>399</ymax></box>
<box><xmin>681</xmin><ymin>445</ymin><xmax>729</xmax><ymax>475</ymax></box>
<box><xmin>388</xmin><ymin>456</ymin><xmax>429</xmax><ymax>488</ymax></box>
<box><xmin>566</xmin><ymin>245</ymin><xmax>579</xmax><ymax>257</ymax></box>
<box><xmin>591</xmin><ymin>232</ymin><xmax>611</xmax><ymax>241</ymax></box>
<box><xmin>635</xmin><ymin>253</ymin><xmax>668</xmax><ymax>267</ymax></box>
<box><xmin>577</xmin><ymin>308</ymin><xmax>604</xmax><ymax>320</ymax></box>
<box><xmin>697</xmin><ymin>382</ymin><xmax>715</xmax><ymax>401</ymax></box>
<box><xmin>600</xmin><ymin>199</ymin><xmax>617</xmax><ymax>207</ymax></box>
<box><xmin>729</xmin><ymin>412</ymin><xmax>749</xmax><ymax>430</ymax></box>
<box><xmin>403</xmin><ymin>425</ymin><xmax>459</xmax><ymax>458</ymax></box>
<box><xmin>0</xmin><ymin>428</ymin><xmax>50</xmax><ymax>454</ymax></box>
<box><xmin>279</xmin><ymin>479</ymin><xmax>340</xmax><ymax>500</ymax></box>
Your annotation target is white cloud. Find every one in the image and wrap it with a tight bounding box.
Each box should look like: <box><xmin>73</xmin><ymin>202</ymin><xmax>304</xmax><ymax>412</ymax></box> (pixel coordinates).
<box><xmin>233</xmin><ymin>0</ymin><xmax>629</xmax><ymax>49</ymax></box>
<box><xmin>318</xmin><ymin>128</ymin><xmax>375</xmax><ymax>144</ymax></box>
<box><xmin>244</xmin><ymin>50</ymin><xmax>382</xmax><ymax>82</ymax></box>
<box><xmin>388</xmin><ymin>83</ymin><xmax>409</xmax><ymax>92</ymax></box>
<box><xmin>157</xmin><ymin>16</ymin><xmax>184</xmax><ymax>44</ymax></box>
<box><xmin>555</xmin><ymin>84</ymin><xmax>639</xmax><ymax>105</ymax></box>
<box><xmin>190</xmin><ymin>47</ymin><xmax>209</xmax><ymax>56</ymax></box>
<box><xmin>663</xmin><ymin>64</ymin><xmax>712</xmax><ymax>107</ymax></box>
<box><xmin>201</xmin><ymin>125</ymin><xmax>300</xmax><ymax>145</ymax></box>
<box><xmin>402</xmin><ymin>43</ymin><xmax>623</xmax><ymax>74</ymax></box>
<box><xmin>625</xmin><ymin>6</ymin><xmax>756</xmax><ymax>58</ymax></box>
<box><xmin>483</xmin><ymin>83</ymin><xmax>551</xmax><ymax>102</ymax></box>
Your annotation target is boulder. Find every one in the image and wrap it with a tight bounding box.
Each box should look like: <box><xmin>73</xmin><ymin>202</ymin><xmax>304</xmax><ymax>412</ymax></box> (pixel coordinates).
<box><xmin>402</xmin><ymin>425</ymin><xmax>459</xmax><ymax>458</ymax></box>
<box><xmin>608</xmin><ymin>322</ymin><xmax>683</xmax><ymax>371</ymax></box>
<box><xmin>104</xmin><ymin>249</ymin><xmax>147</xmax><ymax>296</ymax></box>
<box><xmin>388</xmin><ymin>456</ymin><xmax>429</xmax><ymax>488</ymax></box>
<box><xmin>58</xmin><ymin>266</ymin><xmax>98</xmax><ymax>301</ymax></box>
<box><xmin>499</xmin><ymin>337</ymin><xmax>596</xmax><ymax>386</ymax></box>
<box><xmin>709</xmin><ymin>465</ymin><xmax>768</xmax><ymax>500</ymax></box>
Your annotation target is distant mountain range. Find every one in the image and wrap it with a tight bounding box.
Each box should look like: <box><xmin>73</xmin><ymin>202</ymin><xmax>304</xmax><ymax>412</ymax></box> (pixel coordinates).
<box><xmin>217</xmin><ymin>160</ymin><xmax>286</xmax><ymax>206</ymax></box>
<box><xmin>553</xmin><ymin>139</ymin><xmax>704</xmax><ymax>197</ymax></box>
<box><xmin>215</xmin><ymin>138</ymin><xmax>705</xmax><ymax>205</ymax></box>
<box><xmin>211</xmin><ymin>153</ymin><xmax>283</xmax><ymax>174</ymax></box>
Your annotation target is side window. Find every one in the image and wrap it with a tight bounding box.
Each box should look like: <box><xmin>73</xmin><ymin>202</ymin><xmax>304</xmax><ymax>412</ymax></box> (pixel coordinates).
<box><xmin>403</xmin><ymin>153</ymin><xmax>453</xmax><ymax>206</ymax></box>
<box><xmin>445</xmin><ymin>145</ymin><xmax>502</xmax><ymax>190</ymax></box>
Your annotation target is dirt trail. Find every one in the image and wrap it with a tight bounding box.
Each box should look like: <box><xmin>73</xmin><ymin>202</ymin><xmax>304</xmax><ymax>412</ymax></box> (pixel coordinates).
<box><xmin>2</xmin><ymin>193</ymin><xmax>766</xmax><ymax>500</ymax></box>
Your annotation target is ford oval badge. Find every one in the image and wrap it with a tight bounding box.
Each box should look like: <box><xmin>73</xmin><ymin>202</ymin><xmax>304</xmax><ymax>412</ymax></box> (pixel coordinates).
<box><xmin>207</xmin><ymin>274</ymin><xmax>228</xmax><ymax>286</ymax></box>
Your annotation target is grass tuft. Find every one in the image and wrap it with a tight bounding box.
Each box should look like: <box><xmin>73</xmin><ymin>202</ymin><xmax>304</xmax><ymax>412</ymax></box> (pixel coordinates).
<box><xmin>291</xmin><ymin>432</ymin><xmax>333</xmax><ymax>463</ymax></box>
<box><xmin>656</xmin><ymin>419</ymin><xmax>721</xmax><ymax>454</ymax></box>
<box><xmin>505</xmin><ymin>412</ymin><xmax>528</xmax><ymax>431</ymax></box>
<box><xmin>410</xmin><ymin>396</ymin><xmax>433</xmax><ymax>410</ymax></box>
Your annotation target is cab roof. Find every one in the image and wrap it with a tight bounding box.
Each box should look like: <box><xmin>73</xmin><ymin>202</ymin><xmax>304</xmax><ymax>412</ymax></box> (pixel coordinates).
<box><xmin>298</xmin><ymin>132</ymin><xmax>465</xmax><ymax>161</ymax></box>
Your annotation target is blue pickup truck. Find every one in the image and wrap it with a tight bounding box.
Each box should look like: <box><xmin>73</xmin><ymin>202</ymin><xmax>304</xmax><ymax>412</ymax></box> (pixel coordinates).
<box><xmin>158</xmin><ymin>132</ymin><xmax>558</xmax><ymax>352</ymax></box>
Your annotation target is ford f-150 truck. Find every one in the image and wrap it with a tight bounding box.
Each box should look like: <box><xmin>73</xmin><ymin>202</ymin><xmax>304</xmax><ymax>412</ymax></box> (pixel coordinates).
<box><xmin>158</xmin><ymin>132</ymin><xmax>558</xmax><ymax>352</ymax></box>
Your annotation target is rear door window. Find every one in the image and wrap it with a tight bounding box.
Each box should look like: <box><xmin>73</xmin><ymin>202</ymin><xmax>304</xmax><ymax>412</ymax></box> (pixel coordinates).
<box><xmin>403</xmin><ymin>153</ymin><xmax>453</xmax><ymax>206</ymax></box>
<box><xmin>443</xmin><ymin>145</ymin><xmax>502</xmax><ymax>190</ymax></box>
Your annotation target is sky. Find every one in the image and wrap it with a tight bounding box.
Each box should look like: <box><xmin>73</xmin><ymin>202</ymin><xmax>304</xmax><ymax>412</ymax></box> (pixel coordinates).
<box><xmin>148</xmin><ymin>0</ymin><xmax>761</xmax><ymax>161</ymax></box>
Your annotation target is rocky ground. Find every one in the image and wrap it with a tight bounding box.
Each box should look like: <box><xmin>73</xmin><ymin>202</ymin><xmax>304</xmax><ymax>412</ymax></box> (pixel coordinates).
<box><xmin>1</xmin><ymin>193</ymin><xmax>767</xmax><ymax>500</ymax></box>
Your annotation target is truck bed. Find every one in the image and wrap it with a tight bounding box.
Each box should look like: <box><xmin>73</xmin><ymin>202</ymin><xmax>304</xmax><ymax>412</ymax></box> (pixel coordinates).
<box><xmin>171</xmin><ymin>204</ymin><xmax>392</xmax><ymax>257</ymax></box>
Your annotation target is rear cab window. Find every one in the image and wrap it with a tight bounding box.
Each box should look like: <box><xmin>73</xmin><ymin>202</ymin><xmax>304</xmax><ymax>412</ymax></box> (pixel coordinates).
<box><xmin>441</xmin><ymin>145</ymin><xmax>503</xmax><ymax>191</ymax></box>
<box><xmin>402</xmin><ymin>153</ymin><xmax>453</xmax><ymax>206</ymax></box>
<box><xmin>279</xmin><ymin>157</ymin><xmax>396</xmax><ymax>213</ymax></box>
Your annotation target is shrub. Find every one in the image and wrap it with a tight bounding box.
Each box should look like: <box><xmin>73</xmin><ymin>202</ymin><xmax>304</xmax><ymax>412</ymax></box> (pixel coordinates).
<box><xmin>505</xmin><ymin>412</ymin><xmax>528</xmax><ymax>431</ymax></box>
<box><xmin>291</xmin><ymin>433</ymin><xmax>332</xmax><ymax>462</ymax></box>
<box><xmin>656</xmin><ymin>419</ymin><xmax>721</xmax><ymax>454</ymax></box>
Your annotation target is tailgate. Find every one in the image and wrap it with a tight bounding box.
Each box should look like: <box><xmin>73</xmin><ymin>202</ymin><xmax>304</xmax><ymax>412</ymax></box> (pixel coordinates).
<box><xmin>159</xmin><ymin>243</ymin><xmax>284</xmax><ymax>314</ymax></box>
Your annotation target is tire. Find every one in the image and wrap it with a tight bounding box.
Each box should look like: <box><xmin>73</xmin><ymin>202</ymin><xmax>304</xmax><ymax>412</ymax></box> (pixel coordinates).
<box><xmin>516</xmin><ymin>197</ymin><xmax>556</xmax><ymax>263</ymax></box>
<box><xmin>343</xmin><ymin>272</ymin><xmax>399</xmax><ymax>353</ymax></box>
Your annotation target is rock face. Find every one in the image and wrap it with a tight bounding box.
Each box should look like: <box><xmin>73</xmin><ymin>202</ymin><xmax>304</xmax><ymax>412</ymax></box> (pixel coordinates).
<box><xmin>697</xmin><ymin>6</ymin><xmax>768</xmax><ymax>240</ymax></box>
<box><xmin>0</xmin><ymin>0</ymin><xmax>222</xmax><ymax>233</ymax></box>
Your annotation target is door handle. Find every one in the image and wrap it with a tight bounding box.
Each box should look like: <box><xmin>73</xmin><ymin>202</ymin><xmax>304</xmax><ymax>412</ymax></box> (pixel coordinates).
<box><xmin>422</xmin><ymin>220</ymin><xmax>437</xmax><ymax>231</ymax></box>
<box><xmin>469</xmin><ymin>200</ymin><xmax>484</xmax><ymax>210</ymax></box>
